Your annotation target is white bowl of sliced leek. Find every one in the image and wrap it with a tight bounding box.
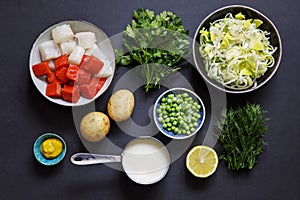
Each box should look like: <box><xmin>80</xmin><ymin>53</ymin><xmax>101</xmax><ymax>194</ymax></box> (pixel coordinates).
<box><xmin>192</xmin><ymin>5</ymin><xmax>282</xmax><ymax>93</ymax></box>
<box><xmin>29</xmin><ymin>20</ymin><xmax>115</xmax><ymax>106</ymax></box>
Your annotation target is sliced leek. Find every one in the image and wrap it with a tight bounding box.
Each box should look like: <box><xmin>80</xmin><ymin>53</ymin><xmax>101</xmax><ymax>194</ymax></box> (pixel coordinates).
<box><xmin>199</xmin><ymin>13</ymin><xmax>277</xmax><ymax>90</ymax></box>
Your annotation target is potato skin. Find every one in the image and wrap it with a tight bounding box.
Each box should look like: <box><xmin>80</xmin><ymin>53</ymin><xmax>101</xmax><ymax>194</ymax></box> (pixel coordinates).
<box><xmin>80</xmin><ymin>112</ymin><xmax>110</xmax><ymax>142</ymax></box>
<box><xmin>107</xmin><ymin>89</ymin><xmax>134</xmax><ymax>122</ymax></box>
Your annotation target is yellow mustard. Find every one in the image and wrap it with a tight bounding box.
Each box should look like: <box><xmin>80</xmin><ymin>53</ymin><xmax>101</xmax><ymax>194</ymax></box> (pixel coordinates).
<box><xmin>40</xmin><ymin>138</ymin><xmax>63</xmax><ymax>159</ymax></box>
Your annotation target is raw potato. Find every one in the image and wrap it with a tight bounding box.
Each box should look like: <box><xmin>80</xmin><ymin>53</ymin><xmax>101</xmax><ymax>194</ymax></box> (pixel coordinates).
<box><xmin>80</xmin><ymin>112</ymin><xmax>110</xmax><ymax>142</ymax></box>
<box><xmin>107</xmin><ymin>89</ymin><xmax>134</xmax><ymax>122</ymax></box>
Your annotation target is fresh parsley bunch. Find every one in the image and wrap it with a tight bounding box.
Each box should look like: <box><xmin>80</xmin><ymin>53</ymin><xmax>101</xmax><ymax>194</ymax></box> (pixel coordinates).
<box><xmin>217</xmin><ymin>103</ymin><xmax>269</xmax><ymax>170</ymax></box>
<box><xmin>116</xmin><ymin>8</ymin><xmax>190</xmax><ymax>92</ymax></box>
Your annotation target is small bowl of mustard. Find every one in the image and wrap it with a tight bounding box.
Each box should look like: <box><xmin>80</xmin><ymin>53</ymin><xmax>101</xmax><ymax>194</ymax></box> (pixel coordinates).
<box><xmin>33</xmin><ymin>133</ymin><xmax>66</xmax><ymax>166</ymax></box>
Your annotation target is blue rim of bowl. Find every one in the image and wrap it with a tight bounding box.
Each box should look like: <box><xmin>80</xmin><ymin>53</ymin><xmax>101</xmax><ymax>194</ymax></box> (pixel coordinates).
<box><xmin>153</xmin><ymin>87</ymin><xmax>206</xmax><ymax>139</ymax></box>
<box><xmin>33</xmin><ymin>133</ymin><xmax>67</xmax><ymax>166</ymax></box>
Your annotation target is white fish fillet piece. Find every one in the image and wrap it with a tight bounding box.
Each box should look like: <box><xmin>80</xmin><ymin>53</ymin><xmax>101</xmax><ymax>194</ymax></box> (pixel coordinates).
<box><xmin>85</xmin><ymin>44</ymin><xmax>107</xmax><ymax>60</ymax></box>
<box><xmin>68</xmin><ymin>46</ymin><xmax>85</xmax><ymax>65</ymax></box>
<box><xmin>48</xmin><ymin>60</ymin><xmax>55</xmax><ymax>71</ymax></box>
<box><xmin>60</xmin><ymin>40</ymin><xmax>77</xmax><ymax>55</ymax></box>
<box><xmin>95</xmin><ymin>59</ymin><xmax>113</xmax><ymax>78</ymax></box>
<box><xmin>75</xmin><ymin>32</ymin><xmax>97</xmax><ymax>49</ymax></box>
<box><xmin>39</xmin><ymin>40</ymin><xmax>61</xmax><ymax>61</ymax></box>
<box><xmin>52</xmin><ymin>24</ymin><xmax>74</xmax><ymax>44</ymax></box>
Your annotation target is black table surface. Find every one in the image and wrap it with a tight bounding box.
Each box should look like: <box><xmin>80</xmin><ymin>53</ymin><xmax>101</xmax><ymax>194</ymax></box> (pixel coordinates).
<box><xmin>1</xmin><ymin>0</ymin><xmax>299</xmax><ymax>199</ymax></box>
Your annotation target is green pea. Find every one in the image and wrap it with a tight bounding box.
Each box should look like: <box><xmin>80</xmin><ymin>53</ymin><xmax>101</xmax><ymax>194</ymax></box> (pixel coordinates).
<box><xmin>178</xmin><ymin>119</ymin><xmax>184</xmax><ymax>125</ymax></box>
<box><xmin>182</xmin><ymin>116</ymin><xmax>188</xmax><ymax>121</ymax></box>
<box><xmin>174</xmin><ymin>127</ymin><xmax>179</xmax><ymax>133</ymax></box>
<box><xmin>163</xmin><ymin>111</ymin><xmax>168</xmax><ymax>117</ymax></box>
<box><xmin>192</xmin><ymin>116</ymin><xmax>198</xmax><ymax>122</ymax></box>
<box><xmin>167</xmin><ymin>94</ymin><xmax>175</xmax><ymax>99</ymax></box>
<box><xmin>193</xmin><ymin>122</ymin><xmax>198</xmax><ymax>127</ymax></box>
<box><xmin>166</xmin><ymin>105</ymin><xmax>171</xmax><ymax>111</ymax></box>
<box><xmin>183</xmin><ymin>93</ymin><xmax>189</xmax><ymax>98</ymax></box>
<box><xmin>163</xmin><ymin>123</ymin><xmax>168</xmax><ymax>129</ymax></box>
<box><xmin>184</xmin><ymin>125</ymin><xmax>190</xmax><ymax>130</ymax></box>
<box><xmin>193</xmin><ymin>113</ymin><xmax>201</xmax><ymax>119</ymax></box>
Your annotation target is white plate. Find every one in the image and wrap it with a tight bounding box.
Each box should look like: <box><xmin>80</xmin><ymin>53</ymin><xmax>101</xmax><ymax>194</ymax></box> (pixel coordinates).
<box><xmin>29</xmin><ymin>20</ymin><xmax>115</xmax><ymax>106</ymax></box>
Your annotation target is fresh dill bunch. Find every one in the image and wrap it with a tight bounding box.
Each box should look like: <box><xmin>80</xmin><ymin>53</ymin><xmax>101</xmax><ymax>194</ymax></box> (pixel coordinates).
<box><xmin>216</xmin><ymin>103</ymin><xmax>269</xmax><ymax>170</ymax></box>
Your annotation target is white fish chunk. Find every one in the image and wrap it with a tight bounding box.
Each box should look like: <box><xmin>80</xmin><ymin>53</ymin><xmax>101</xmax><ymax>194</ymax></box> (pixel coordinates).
<box><xmin>48</xmin><ymin>60</ymin><xmax>55</xmax><ymax>71</ymax></box>
<box><xmin>60</xmin><ymin>40</ymin><xmax>77</xmax><ymax>55</ymax></box>
<box><xmin>95</xmin><ymin>59</ymin><xmax>113</xmax><ymax>78</ymax></box>
<box><xmin>52</xmin><ymin>24</ymin><xmax>74</xmax><ymax>44</ymax></box>
<box><xmin>85</xmin><ymin>44</ymin><xmax>107</xmax><ymax>60</ymax></box>
<box><xmin>68</xmin><ymin>46</ymin><xmax>85</xmax><ymax>65</ymax></box>
<box><xmin>75</xmin><ymin>32</ymin><xmax>97</xmax><ymax>49</ymax></box>
<box><xmin>39</xmin><ymin>40</ymin><xmax>61</xmax><ymax>61</ymax></box>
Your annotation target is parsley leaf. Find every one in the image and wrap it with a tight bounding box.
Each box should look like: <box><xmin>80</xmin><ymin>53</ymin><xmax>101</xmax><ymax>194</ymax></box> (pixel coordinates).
<box><xmin>116</xmin><ymin>8</ymin><xmax>190</xmax><ymax>92</ymax></box>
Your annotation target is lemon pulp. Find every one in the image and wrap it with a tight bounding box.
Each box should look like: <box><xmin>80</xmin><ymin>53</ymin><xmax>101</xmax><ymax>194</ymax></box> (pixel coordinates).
<box><xmin>186</xmin><ymin>145</ymin><xmax>218</xmax><ymax>178</ymax></box>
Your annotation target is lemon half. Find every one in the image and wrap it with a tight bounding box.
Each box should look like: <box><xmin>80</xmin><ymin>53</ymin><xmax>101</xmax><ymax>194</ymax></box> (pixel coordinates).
<box><xmin>186</xmin><ymin>145</ymin><xmax>218</xmax><ymax>178</ymax></box>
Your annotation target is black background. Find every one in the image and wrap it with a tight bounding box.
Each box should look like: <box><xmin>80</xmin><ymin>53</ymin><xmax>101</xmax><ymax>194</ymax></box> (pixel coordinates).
<box><xmin>1</xmin><ymin>0</ymin><xmax>299</xmax><ymax>199</ymax></box>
